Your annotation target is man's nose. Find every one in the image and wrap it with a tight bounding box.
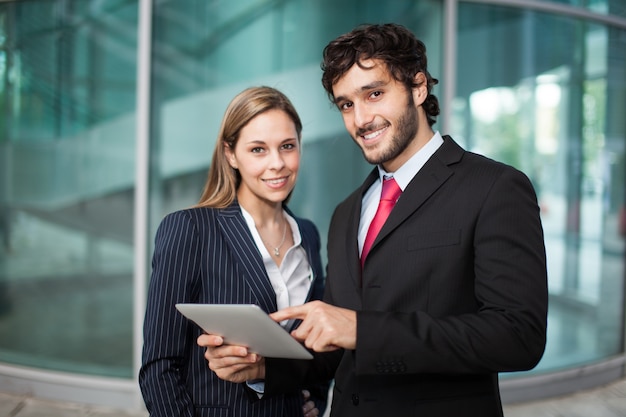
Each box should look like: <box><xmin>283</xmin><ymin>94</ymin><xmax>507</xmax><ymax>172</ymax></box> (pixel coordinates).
<box><xmin>353</xmin><ymin>103</ymin><xmax>374</xmax><ymax>128</ymax></box>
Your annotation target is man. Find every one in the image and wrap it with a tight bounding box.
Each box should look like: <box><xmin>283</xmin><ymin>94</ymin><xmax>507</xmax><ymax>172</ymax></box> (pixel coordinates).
<box><xmin>199</xmin><ymin>23</ymin><xmax>548</xmax><ymax>417</ymax></box>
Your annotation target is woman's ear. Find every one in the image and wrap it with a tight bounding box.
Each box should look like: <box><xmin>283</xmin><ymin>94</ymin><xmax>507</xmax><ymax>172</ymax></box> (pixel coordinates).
<box><xmin>224</xmin><ymin>142</ymin><xmax>238</xmax><ymax>169</ymax></box>
<box><xmin>412</xmin><ymin>72</ymin><xmax>428</xmax><ymax>106</ymax></box>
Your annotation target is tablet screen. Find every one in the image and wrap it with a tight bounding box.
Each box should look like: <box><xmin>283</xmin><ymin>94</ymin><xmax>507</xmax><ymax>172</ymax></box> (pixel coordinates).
<box><xmin>176</xmin><ymin>303</ymin><xmax>313</xmax><ymax>360</ymax></box>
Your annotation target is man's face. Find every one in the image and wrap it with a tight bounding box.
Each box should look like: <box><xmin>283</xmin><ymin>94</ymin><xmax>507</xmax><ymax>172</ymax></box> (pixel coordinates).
<box><xmin>331</xmin><ymin>59</ymin><xmax>425</xmax><ymax>172</ymax></box>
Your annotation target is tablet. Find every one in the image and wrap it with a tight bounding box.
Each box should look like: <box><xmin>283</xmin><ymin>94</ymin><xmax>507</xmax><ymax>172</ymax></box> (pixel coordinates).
<box><xmin>175</xmin><ymin>303</ymin><xmax>313</xmax><ymax>360</ymax></box>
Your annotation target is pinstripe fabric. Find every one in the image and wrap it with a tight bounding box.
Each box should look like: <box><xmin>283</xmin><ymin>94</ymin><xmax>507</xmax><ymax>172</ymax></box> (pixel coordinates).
<box><xmin>139</xmin><ymin>201</ymin><xmax>326</xmax><ymax>417</ymax></box>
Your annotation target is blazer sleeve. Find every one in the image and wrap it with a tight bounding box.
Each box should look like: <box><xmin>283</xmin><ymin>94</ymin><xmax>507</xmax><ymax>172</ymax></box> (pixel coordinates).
<box><xmin>354</xmin><ymin>166</ymin><xmax>548</xmax><ymax>375</ymax></box>
<box><xmin>139</xmin><ymin>210</ymin><xmax>201</xmax><ymax>417</ymax></box>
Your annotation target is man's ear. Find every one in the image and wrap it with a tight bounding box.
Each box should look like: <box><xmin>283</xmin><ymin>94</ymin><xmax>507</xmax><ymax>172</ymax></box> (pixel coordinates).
<box><xmin>412</xmin><ymin>72</ymin><xmax>428</xmax><ymax>106</ymax></box>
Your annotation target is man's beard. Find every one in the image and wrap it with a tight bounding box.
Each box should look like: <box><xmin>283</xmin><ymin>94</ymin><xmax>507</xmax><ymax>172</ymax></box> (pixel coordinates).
<box><xmin>361</xmin><ymin>95</ymin><xmax>418</xmax><ymax>166</ymax></box>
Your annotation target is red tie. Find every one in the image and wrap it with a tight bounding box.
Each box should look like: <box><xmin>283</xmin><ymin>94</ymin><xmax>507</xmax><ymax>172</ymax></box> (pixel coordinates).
<box><xmin>361</xmin><ymin>177</ymin><xmax>402</xmax><ymax>266</ymax></box>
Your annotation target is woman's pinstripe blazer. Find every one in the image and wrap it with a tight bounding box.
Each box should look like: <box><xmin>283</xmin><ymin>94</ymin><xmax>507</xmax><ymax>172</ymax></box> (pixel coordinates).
<box><xmin>139</xmin><ymin>201</ymin><xmax>327</xmax><ymax>417</ymax></box>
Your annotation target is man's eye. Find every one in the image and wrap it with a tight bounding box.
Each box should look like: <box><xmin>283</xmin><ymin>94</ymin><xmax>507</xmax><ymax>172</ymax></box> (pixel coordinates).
<box><xmin>340</xmin><ymin>102</ymin><xmax>352</xmax><ymax>111</ymax></box>
<box><xmin>370</xmin><ymin>91</ymin><xmax>382</xmax><ymax>99</ymax></box>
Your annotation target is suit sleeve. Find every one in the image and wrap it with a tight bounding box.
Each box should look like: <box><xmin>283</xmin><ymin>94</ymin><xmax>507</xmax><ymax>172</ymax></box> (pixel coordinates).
<box><xmin>139</xmin><ymin>211</ymin><xmax>201</xmax><ymax>417</ymax></box>
<box><xmin>354</xmin><ymin>167</ymin><xmax>548</xmax><ymax>375</ymax></box>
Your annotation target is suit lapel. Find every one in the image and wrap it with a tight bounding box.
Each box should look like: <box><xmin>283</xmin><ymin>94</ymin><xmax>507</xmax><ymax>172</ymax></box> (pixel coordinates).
<box><xmin>217</xmin><ymin>202</ymin><xmax>277</xmax><ymax>313</ymax></box>
<box><xmin>347</xmin><ymin>170</ymin><xmax>379</xmax><ymax>288</ymax></box>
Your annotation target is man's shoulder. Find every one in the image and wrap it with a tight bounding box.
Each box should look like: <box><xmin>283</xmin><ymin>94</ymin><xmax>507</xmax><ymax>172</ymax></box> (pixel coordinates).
<box><xmin>440</xmin><ymin>135</ymin><xmax>517</xmax><ymax>169</ymax></box>
<box><xmin>463</xmin><ymin>149</ymin><xmax>528</xmax><ymax>178</ymax></box>
<box><xmin>433</xmin><ymin>137</ymin><xmax>533</xmax><ymax>192</ymax></box>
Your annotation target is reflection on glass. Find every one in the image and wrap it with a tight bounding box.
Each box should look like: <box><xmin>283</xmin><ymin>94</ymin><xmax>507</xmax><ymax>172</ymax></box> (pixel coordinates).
<box><xmin>0</xmin><ymin>0</ymin><xmax>138</xmax><ymax>378</ymax></box>
<box><xmin>457</xmin><ymin>4</ymin><xmax>625</xmax><ymax>374</ymax></box>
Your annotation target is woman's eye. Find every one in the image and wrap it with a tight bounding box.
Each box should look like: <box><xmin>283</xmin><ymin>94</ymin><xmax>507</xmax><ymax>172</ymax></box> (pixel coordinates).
<box><xmin>251</xmin><ymin>147</ymin><xmax>264</xmax><ymax>153</ymax></box>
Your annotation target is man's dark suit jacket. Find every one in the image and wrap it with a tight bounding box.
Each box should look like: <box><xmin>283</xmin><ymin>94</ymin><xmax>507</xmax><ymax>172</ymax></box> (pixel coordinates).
<box><xmin>139</xmin><ymin>202</ymin><xmax>327</xmax><ymax>417</ymax></box>
<box><xmin>268</xmin><ymin>136</ymin><xmax>548</xmax><ymax>417</ymax></box>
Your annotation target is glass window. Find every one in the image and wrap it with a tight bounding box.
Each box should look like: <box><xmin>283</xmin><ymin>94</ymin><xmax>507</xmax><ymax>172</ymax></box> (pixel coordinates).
<box><xmin>534</xmin><ymin>0</ymin><xmax>626</xmax><ymax>19</ymax></box>
<box><xmin>0</xmin><ymin>0</ymin><xmax>138</xmax><ymax>378</ymax></box>
<box><xmin>455</xmin><ymin>3</ymin><xmax>626</xmax><ymax>374</ymax></box>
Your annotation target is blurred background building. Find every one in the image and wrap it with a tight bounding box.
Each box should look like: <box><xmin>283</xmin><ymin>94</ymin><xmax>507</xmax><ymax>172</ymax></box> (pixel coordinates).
<box><xmin>0</xmin><ymin>0</ymin><xmax>625</xmax><ymax>412</ymax></box>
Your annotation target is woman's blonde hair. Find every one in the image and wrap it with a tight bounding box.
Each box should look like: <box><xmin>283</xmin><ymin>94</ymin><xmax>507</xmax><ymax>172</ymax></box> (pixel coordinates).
<box><xmin>195</xmin><ymin>86</ymin><xmax>303</xmax><ymax>208</ymax></box>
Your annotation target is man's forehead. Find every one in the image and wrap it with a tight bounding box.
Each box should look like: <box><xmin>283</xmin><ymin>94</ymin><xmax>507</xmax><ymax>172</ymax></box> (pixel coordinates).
<box><xmin>332</xmin><ymin>60</ymin><xmax>393</xmax><ymax>99</ymax></box>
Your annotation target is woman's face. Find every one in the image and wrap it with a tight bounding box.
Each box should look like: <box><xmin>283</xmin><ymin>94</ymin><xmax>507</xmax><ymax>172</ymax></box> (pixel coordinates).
<box><xmin>226</xmin><ymin>109</ymin><xmax>300</xmax><ymax>208</ymax></box>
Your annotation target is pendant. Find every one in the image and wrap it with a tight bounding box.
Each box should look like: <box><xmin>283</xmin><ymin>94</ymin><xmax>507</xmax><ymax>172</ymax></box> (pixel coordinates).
<box><xmin>274</xmin><ymin>248</ymin><xmax>280</xmax><ymax>257</ymax></box>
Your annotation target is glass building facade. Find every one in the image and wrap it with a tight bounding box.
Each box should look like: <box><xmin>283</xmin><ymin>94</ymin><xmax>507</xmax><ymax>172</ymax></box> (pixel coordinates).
<box><xmin>0</xmin><ymin>0</ymin><xmax>625</xmax><ymax>410</ymax></box>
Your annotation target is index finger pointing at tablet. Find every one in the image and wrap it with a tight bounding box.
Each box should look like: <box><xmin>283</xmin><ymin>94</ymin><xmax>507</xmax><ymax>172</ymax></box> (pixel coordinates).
<box><xmin>270</xmin><ymin>301</ymin><xmax>320</xmax><ymax>322</ymax></box>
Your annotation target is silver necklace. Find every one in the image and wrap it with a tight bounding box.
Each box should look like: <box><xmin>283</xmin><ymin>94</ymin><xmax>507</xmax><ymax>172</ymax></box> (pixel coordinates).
<box><xmin>268</xmin><ymin>218</ymin><xmax>287</xmax><ymax>257</ymax></box>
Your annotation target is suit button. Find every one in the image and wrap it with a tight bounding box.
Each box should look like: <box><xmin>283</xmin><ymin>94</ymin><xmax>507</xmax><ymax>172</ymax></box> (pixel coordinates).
<box><xmin>352</xmin><ymin>394</ymin><xmax>359</xmax><ymax>405</ymax></box>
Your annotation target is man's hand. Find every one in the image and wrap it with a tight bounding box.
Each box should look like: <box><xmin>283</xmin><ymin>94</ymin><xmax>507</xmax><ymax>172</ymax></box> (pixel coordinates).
<box><xmin>197</xmin><ymin>334</ymin><xmax>265</xmax><ymax>383</ymax></box>
<box><xmin>270</xmin><ymin>301</ymin><xmax>356</xmax><ymax>352</ymax></box>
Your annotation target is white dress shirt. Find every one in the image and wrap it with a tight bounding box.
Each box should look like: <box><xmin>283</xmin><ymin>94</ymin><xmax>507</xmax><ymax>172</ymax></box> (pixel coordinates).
<box><xmin>241</xmin><ymin>207</ymin><xmax>312</xmax><ymax>312</ymax></box>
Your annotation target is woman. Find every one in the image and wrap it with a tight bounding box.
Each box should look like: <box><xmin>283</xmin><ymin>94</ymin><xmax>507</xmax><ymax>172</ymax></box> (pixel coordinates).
<box><xmin>139</xmin><ymin>86</ymin><xmax>328</xmax><ymax>417</ymax></box>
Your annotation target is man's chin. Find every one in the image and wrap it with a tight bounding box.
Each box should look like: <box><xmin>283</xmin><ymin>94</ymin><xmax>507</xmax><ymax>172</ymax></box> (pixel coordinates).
<box><xmin>362</xmin><ymin>148</ymin><xmax>385</xmax><ymax>165</ymax></box>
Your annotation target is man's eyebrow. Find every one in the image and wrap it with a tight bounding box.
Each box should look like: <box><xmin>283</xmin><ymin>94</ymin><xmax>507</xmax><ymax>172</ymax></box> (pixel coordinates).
<box><xmin>361</xmin><ymin>80</ymin><xmax>387</xmax><ymax>91</ymax></box>
<box><xmin>332</xmin><ymin>95</ymin><xmax>347</xmax><ymax>106</ymax></box>
<box><xmin>333</xmin><ymin>80</ymin><xmax>388</xmax><ymax>105</ymax></box>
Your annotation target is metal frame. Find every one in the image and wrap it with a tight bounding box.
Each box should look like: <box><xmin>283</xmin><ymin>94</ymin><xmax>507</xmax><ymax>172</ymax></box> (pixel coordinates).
<box><xmin>132</xmin><ymin>0</ymin><xmax>153</xmax><ymax>408</ymax></box>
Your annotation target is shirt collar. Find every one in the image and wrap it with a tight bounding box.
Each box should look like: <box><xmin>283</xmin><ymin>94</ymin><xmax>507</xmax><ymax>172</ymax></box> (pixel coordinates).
<box><xmin>376</xmin><ymin>131</ymin><xmax>444</xmax><ymax>190</ymax></box>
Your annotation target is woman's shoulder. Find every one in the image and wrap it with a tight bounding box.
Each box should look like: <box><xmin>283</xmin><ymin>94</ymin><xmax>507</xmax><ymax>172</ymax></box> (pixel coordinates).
<box><xmin>163</xmin><ymin>205</ymin><xmax>215</xmax><ymax>218</ymax></box>
<box><xmin>157</xmin><ymin>206</ymin><xmax>223</xmax><ymax>228</ymax></box>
